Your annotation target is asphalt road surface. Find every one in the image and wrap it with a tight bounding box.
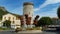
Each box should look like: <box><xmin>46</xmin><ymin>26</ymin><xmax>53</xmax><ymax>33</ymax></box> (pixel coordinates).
<box><xmin>0</xmin><ymin>31</ymin><xmax>59</xmax><ymax>34</ymax></box>
<box><xmin>0</xmin><ymin>31</ymin><xmax>42</xmax><ymax>34</ymax></box>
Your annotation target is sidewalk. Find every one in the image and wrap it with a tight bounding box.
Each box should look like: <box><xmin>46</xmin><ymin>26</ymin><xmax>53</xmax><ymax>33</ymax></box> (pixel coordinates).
<box><xmin>18</xmin><ymin>30</ymin><xmax>42</xmax><ymax>33</ymax></box>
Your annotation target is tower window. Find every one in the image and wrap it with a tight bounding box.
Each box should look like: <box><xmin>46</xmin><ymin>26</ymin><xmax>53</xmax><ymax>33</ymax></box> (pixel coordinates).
<box><xmin>29</xmin><ymin>12</ymin><xmax>30</xmax><ymax>14</ymax></box>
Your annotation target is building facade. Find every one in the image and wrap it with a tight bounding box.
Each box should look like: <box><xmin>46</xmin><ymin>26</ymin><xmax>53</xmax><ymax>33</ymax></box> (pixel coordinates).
<box><xmin>51</xmin><ymin>18</ymin><xmax>58</xmax><ymax>25</ymax></box>
<box><xmin>2</xmin><ymin>14</ymin><xmax>21</xmax><ymax>29</ymax></box>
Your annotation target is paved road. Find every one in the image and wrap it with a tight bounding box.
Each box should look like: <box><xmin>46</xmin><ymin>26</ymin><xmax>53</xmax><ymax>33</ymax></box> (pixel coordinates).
<box><xmin>0</xmin><ymin>31</ymin><xmax>42</xmax><ymax>34</ymax></box>
<box><xmin>0</xmin><ymin>31</ymin><xmax>59</xmax><ymax>34</ymax></box>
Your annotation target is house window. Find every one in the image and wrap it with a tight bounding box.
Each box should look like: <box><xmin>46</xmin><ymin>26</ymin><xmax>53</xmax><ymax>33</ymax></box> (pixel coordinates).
<box><xmin>8</xmin><ymin>17</ymin><xmax>10</xmax><ymax>20</ymax></box>
<box><xmin>16</xmin><ymin>17</ymin><xmax>19</xmax><ymax>20</ymax></box>
<box><xmin>12</xmin><ymin>21</ymin><xmax>14</xmax><ymax>24</ymax></box>
<box><xmin>13</xmin><ymin>17</ymin><xmax>14</xmax><ymax>20</ymax></box>
<box><xmin>4</xmin><ymin>17</ymin><xmax>6</xmax><ymax>20</ymax></box>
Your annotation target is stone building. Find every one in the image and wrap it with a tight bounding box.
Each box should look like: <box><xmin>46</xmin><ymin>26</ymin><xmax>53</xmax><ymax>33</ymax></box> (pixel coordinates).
<box><xmin>2</xmin><ymin>13</ymin><xmax>21</xmax><ymax>29</ymax></box>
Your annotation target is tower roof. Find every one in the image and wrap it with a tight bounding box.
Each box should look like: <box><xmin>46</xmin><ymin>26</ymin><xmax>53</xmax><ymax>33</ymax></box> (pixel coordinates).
<box><xmin>23</xmin><ymin>2</ymin><xmax>34</xmax><ymax>6</ymax></box>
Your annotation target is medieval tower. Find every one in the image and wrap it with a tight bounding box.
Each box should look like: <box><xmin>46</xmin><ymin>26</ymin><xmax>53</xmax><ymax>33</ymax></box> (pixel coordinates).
<box><xmin>23</xmin><ymin>2</ymin><xmax>34</xmax><ymax>25</ymax></box>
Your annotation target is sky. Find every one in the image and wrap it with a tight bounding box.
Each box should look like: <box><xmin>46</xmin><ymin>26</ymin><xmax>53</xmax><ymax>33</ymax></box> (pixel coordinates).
<box><xmin>0</xmin><ymin>0</ymin><xmax>60</xmax><ymax>18</ymax></box>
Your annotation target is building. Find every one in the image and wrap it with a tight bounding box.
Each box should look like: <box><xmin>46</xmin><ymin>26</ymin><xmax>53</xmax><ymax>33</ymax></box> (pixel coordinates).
<box><xmin>23</xmin><ymin>2</ymin><xmax>34</xmax><ymax>17</ymax></box>
<box><xmin>51</xmin><ymin>17</ymin><xmax>58</xmax><ymax>25</ymax></box>
<box><xmin>57</xmin><ymin>19</ymin><xmax>60</xmax><ymax>25</ymax></box>
<box><xmin>23</xmin><ymin>2</ymin><xmax>34</xmax><ymax>25</ymax></box>
<box><xmin>2</xmin><ymin>13</ymin><xmax>21</xmax><ymax>29</ymax></box>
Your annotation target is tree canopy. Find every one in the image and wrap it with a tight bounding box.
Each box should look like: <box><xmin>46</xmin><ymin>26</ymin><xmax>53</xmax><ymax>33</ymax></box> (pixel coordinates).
<box><xmin>57</xmin><ymin>7</ymin><xmax>60</xmax><ymax>19</ymax></box>
<box><xmin>0</xmin><ymin>7</ymin><xmax>9</xmax><ymax>20</ymax></box>
<box><xmin>33</xmin><ymin>15</ymin><xmax>39</xmax><ymax>27</ymax></box>
<box><xmin>3</xmin><ymin>20</ymin><xmax>11</xmax><ymax>28</ymax></box>
<box><xmin>37</xmin><ymin>17</ymin><xmax>52</xmax><ymax>26</ymax></box>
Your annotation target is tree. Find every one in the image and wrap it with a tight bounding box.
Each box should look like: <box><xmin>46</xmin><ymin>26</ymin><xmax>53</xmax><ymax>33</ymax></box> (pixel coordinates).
<box><xmin>57</xmin><ymin>7</ymin><xmax>60</xmax><ymax>19</ymax></box>
<box><xmin>26</xmin><ymin>17</ymin><xmax>31</xmax><ymax>25</ymax></box>
<box><xmin>37</xmin><ymin>17</ymin><xmax>52</xmax><ymax>27</ymax></box>
<box><xmin>0</xmin><ymin>7</ymin><xmax>9</xmax><ymax>20</ymax></box>
<box><xmin>3</xmin><ymin>20</ymin><xmax>11</xmax><ymax>28</ymax></box>
<box><xmin>33</xmin><ymin>15</ymin><xmax>39</xmax><ymax>27</ymax></box>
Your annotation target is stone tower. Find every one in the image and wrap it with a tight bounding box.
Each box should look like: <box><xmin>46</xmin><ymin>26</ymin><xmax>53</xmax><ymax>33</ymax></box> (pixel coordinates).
<box><xmin>23</xmin><ymin>2</ymin><xmax>34</xmax><ymax>17</ymax></box>
<box><xmin>23</xmin><ymin>2</ymin><xmax>34</xmax><ymax>25</ymax></box>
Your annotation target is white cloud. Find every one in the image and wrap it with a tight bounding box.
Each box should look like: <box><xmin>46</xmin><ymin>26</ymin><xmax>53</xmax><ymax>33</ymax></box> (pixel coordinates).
<box><xmin>34</xmin><ymin>0</ymin><xmax>60</xmax><ymax>11</ymax></box>
<box><xmin>39</xmin><ymin>7</ymin><xmax>58</xmax><ymax>18</ymax></box>
<box><xmin>32</xmin><ymin>7</ymin><xmax>58</xmax><ymax>20</ymax></box>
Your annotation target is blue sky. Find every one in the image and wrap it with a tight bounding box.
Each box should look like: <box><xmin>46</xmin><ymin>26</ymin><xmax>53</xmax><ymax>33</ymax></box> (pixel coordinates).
<box><xmin>0</xmin><ymin>0</ymin><xmax>60</xmax><ymax>18</ymax></box>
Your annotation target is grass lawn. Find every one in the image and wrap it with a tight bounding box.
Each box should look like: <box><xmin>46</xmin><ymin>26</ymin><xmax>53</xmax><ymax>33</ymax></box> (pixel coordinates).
<box><xmin>26</xmin><ymin>27</ymin><xmax>42</xmax><ymax>30</ymax></box>
<box><xmin>0</xmin><ymin>27</ymin><xmax>11</xmax><ymax>30</ymax></box>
